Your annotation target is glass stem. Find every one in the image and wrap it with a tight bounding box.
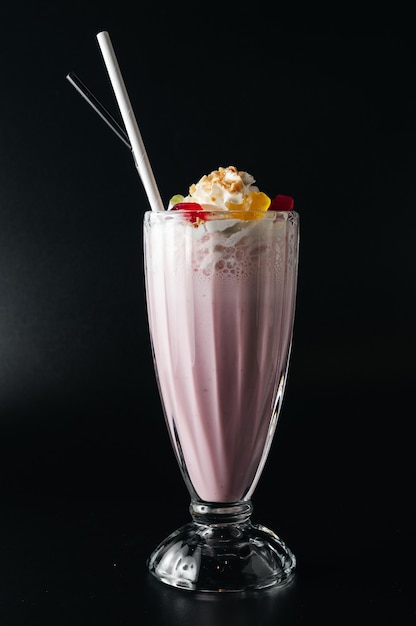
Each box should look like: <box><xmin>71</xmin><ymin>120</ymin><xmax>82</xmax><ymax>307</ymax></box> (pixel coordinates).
<box><xmin>189</xmin><ymin>500</ymin><xmax>253</xmax><ymax>526</ymax></box>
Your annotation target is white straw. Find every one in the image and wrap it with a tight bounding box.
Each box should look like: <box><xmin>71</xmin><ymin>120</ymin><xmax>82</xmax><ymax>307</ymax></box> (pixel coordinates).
<box><xmin>96</xmin><ymin>31</ymin><xmax>164</xmax><ymax>212</ymax></box>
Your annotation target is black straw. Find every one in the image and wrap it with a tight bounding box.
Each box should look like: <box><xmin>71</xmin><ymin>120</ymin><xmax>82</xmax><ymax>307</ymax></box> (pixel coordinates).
<box><xmin>66</xmin><ymin>71</ymin><xmax>131</xmax><ymax>149</ymax></box>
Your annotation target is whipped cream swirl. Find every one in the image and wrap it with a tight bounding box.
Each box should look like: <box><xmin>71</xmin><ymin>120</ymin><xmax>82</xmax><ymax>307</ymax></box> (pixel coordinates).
<box><xmin>184</xmin><ymin>166</ymin><xmax>259</xmax><ymax>210</ymax></box>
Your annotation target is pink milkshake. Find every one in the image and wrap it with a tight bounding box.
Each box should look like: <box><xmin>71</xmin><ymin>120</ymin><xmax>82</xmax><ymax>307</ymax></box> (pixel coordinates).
<box><xmin>145</xmin><ymin>166</ymin><xmax>299</xmax><ymax>591</ymax></box>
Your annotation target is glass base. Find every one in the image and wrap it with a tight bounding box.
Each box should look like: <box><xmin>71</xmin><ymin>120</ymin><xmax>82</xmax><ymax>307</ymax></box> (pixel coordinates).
<box><xmin>147</xmin><ymin>501</ymin><xmax>296</xmax><ymax>592</ymax></box>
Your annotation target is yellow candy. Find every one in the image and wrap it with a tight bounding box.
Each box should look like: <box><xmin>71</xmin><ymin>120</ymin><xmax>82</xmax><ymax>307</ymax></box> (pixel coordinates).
<box><xmin>226</xmin><ymin>192</ymin><xmax>271</xmax><ymax>220</ymax></box>
<box><xmin>248</xmin><ymin>191</ymin><xmax>271</xmax><ymax>212</ymax></box>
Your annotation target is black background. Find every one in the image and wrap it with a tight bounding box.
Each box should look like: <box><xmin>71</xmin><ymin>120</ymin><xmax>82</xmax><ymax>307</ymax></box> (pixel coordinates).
<box><xmin>1</xmin><ymin>2</ymin><xmax>415</xmax><ymax>624</ymax></box>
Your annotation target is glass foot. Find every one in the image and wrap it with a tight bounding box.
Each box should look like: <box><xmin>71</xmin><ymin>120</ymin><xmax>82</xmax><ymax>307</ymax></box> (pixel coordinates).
<box><xmin>147</xmin><ymin>501</ymin><xmax>296</xmax><ymax>592</ymax></box>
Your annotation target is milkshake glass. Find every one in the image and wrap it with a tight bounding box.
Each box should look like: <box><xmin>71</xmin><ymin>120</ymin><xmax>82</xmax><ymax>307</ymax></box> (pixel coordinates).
<box><xmin>144</xmin><ymin>208</ymin><xmax>299</xmax><ymax>592</ymax></box>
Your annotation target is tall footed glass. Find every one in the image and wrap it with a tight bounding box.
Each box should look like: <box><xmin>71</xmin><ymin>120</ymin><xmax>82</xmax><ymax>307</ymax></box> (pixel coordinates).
<box><xmin>144</xmin><ymin>208</ymin><xmax>299</xmax><ymax>592</ymax></box>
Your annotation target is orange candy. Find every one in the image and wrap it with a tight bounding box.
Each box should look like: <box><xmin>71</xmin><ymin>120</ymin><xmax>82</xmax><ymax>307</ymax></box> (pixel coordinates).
<box><xmin>226</xmin><ymin>192</ymin><xmax>271</xmax><ymax>220</ymax></box>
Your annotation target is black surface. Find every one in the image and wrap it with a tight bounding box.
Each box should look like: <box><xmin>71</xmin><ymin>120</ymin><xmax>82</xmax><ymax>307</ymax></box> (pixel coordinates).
<box><xmin>1</xmin><ymin>3</ymin><xmax>415</xmax><ymax>624</ymax></box>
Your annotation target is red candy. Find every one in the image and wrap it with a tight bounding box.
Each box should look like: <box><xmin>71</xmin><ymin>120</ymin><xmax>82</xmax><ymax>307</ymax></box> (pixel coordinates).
<box><xmin>268</xmin><ymin>194</ymin><xmax>294</xmax><ymax>212</ymax></box>
<box><xmin>170</xmin><ymin>202</ymin><xmax>211</xmax><ymax>223</ymax></box>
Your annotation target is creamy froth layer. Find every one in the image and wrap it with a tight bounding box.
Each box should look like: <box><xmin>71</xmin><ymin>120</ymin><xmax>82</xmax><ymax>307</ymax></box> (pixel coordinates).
<box><xmin>148</xmin><ymin>212</ymin><xmax>294</xmax><ymax>281</ymax></box>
